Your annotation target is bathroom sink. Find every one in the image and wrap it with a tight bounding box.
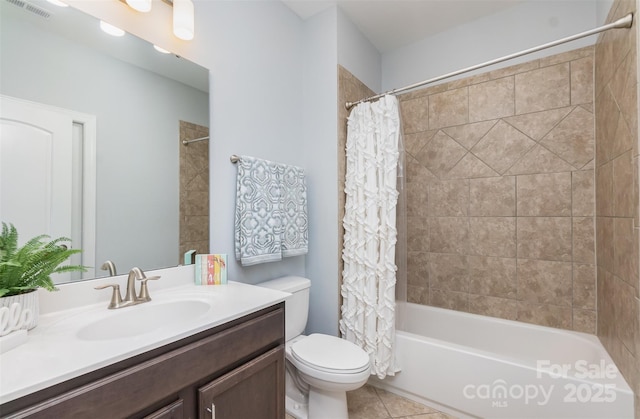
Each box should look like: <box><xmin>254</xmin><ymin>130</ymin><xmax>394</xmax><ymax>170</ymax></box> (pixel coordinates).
<box><xmin>76</xmin><ymin>300</ymin><xmax>211</xmax><ymax>341</ymax></box>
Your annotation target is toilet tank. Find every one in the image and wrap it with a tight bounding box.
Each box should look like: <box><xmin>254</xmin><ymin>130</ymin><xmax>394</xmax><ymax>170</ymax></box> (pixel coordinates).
<box><xmin>257</xmin><ymin>276</ymin><xmax>310</xmax><ymax>341</ymax></box>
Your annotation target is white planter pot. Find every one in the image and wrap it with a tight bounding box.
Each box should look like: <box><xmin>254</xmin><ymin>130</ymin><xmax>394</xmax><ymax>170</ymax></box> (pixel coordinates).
<box><xmin>0</xmin><ymin>290</ymin><xmax>39</xmax><ymax>330</ymax></box>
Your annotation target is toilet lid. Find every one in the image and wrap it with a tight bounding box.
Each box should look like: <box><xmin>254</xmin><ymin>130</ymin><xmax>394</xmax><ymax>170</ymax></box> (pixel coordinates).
<box><xmin>291</xmin><ymin>334</ymin><xmax>370</xmax><ymax>374</ymax></box>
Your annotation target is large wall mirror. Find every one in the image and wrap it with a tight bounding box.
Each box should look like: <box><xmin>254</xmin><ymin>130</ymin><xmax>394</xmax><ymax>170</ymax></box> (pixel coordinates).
<box><xmin>0</xmin><ymin>0</ymin><xmax>209</xmax><ymax>283</ymax></box>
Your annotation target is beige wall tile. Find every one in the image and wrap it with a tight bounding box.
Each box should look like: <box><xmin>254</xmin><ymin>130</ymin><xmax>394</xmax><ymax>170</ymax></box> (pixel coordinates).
<box><xmin>469</xmin><ymin>217</ymin><xmax>516</xmax><ymax>258</ymax></box>
<box><xmin>407</xmin><ymin>285</ymin><xmax>430</xmax><ymax>305</ymax></box>
<box><xmin>613</xmin><ymin>151</ymin><xmax>634</xmax><ymax>217</ymax></box>
<box><xmin>471</xmin><ymin>120</ymin><xmax>536</xmax><ymax>174</ymax></box>
<box><xmin>570</xmin><ymin>56</ymin><xmax>594</xmax><ymax>105</ymax></box>
<box><xmin>505</xmin><ymin>144</ymin><xmax>575</xmax><ymax>175</ymax></box>
<box><xmin>517</xmin><ymin>301</ymin><xmax>572</xmax><ymax>329</ymax></box>
<box><xmin>179</xmin><ymin>120</ymin><xmax>209</xmax><ymax>259</ymax></box>
<box><xmin>595</xmin><ymin>87</ymin><xmax>621</xmax><ymax>164</ymax></box>
<box><xmin>430</xmin><ymin>217</ymin><xmax>469</xmax><ymax>255</ymax></box>
<box><xmin>612</xmin><ymin>277</ymin><xmax>639</xmax><ymax>356</ymax></box>
<box><xmin>539</xmin><ymin>46</ymin><xmax>593</xmax><ymax>67</ymax></box>
<box><xmin>429</xmin><ymin>87</ymin><xmax>469</xmax><ymax>129</ymax></box>
<box><xmin>612</xmin><ymin>113</ymin><xmax>634</xmax><ymax>162</ymax></box>
<box><xmin>406</xmin><ymin>181</ymin><xmax>429</xmax><ymax>218</ymax></box>
<box><xmin>404</xmin><ymin>130</ymin><xmax>437</xmax><ymax>157</ymax></box>
<box><xmin>429</xmin><ymin>253</ymin><xmax>469</xmax><ymax>293</ymax></box>
<box><xmin>469</xmin><ymin>176</ymin><xmax>516</xmax><ymax>216</ymax></box>
<box><xmin>515</xmin><ymin>63</ymin><xmax>571</xmax><ymax>114</ymax></box>
<box><xmin>468</xmin><ymin>77</ymin><xmax>515</xmax><ymax>122</ymax></box>
<box><xmin>614</xmin><ymin>217</ymin><xmax>639</xmax><ymax>291</ymax></box>
<box><xmin>407</xmin><ymin>251</ymin><xmax>429</xmax><ymax>287</ymax></box>
<box><xmin>407</xmin><ymin>216</ymin><xmax>429</xmax><ymax>252</ymax></box>
<box><xmin>609</xmin><ymin>48</ymin><xmax>638</xmax><ymax>141</ymax></box>
<box><xmin>517</xmin><ymin>217</ymin><xmax>572</xmax><ymax>261</ymax></box>
<box><xmin>574</xmin><ymin>263</ymin><xmax>596</xmax><ymax>310</ymax></box>
<box><xmin>572</xmin><ymin>170</ymin><xmax>595</xmax><ymax>216</ymax></box>
<box><xmin>428</xmin><ymin>179</ymin><xmax>469</xmax><ymax>216</ymax></box>
<box><xmin>517</xmin><ymin>259</ymin><xmax>573</xmax><ymax>306</ymax></box>
<box><xmin>415</xmin><ymin>131</ymin><xmax>467</xmax><ymax>177</ymax></box>
<box><xmin>573</xmin><ymin>309</ymin><xmax>597</xmax><ymax>334</ymax></box>
<box><xmin>400</xmin><ymin>95</ymin><xmax>429</xmax><ymax>134</ymax></box>
<box><xmin>445</xmin><ymin>153</ymin><xmax>499</xmax><ymax>179</ymax></box>
<box><xmin>406</xmin><ymin>155</ymin><xmax>437</xmax><ymax>183</ymax></box>
<box><xmin>468</xmin><ymin>256</ymin><xmax>517</xmax><ymax>298</ymax></box>
<box><xmin>540</xmin><ymin>106</ymin><xmax>594</xmax><ymax>169</ymax></box>
<box><xmin>504</xmin><ymin>106</ymin><xmax>572</xmax><ymax>141</ymax></box>
<box><xmin>573</xmin><ymin>217</ymin><xmax>595</xmax><ymax>264</ymax></box>
<box><xmin>516</xmin><ymin>172</ymin><xmax>572</xmax><ymax>216</ymax></box>
<box><xmin>596</xmin><ymin>217</ymin><xmax>614</xmax><ymax>271</ymax></box>
<box><xmin>442</xmin><ymin>120</ymin><xmax>497</xmax><ymax>150</ymax></box>
<box><xmin>399</xmin><ymin>46</ymin><xmax>598</xmax><ymax>333</ymax></box>
<box><xmin>430</xmin><ymin>288</ymin><xmax>469</xmax><ymax>312</ymax></box>
<box><xmin>469</xmin><ymin>294</ymin><xmax>517</xmax><ymax>320</ymax></box>
<box><xmin>595</xmin><ymin>161</ymin><xmax>614</xmax><ymax>216</ymax></box>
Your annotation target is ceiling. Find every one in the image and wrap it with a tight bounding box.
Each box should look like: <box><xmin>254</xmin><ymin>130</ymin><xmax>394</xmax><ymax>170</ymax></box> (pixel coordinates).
<box><xmin>282</xmin><ymin>0</ymin><xmax>523</xmax><ymax>53</ymax></box>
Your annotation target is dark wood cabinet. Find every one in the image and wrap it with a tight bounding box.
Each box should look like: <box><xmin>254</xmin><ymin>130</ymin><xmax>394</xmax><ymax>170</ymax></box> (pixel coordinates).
<box><xmin>144</xmin><ymin>400</ymin><xmax>185</xmax><ymax>419</ymax></box>
<box><xmin>198</xmin><ymin>346</ymin><xmax>285</xmax><ymax>419</ymax></box>
<box><xmin>1</xmin><ymin>303</ymin><xmax>285</xmax><ymax>419</ymax></box>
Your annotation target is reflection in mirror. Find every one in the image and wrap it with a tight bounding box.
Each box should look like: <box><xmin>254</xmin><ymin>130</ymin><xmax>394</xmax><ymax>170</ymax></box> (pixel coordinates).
<box><xmin>0</xmin><ymin>0</ymin><xmax>209</xmax><ymax>283</ymax></box>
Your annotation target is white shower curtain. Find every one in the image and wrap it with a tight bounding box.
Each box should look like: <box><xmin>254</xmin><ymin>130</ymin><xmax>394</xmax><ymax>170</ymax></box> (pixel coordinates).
<box><xmin>340</xmin><ymin>95</ymin><xmax>400</xmax><ymax>379</ymax></box>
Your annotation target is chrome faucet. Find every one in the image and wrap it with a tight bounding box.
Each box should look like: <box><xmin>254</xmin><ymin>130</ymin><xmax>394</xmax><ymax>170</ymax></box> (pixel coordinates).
<box><xmin>95</xmin><ymin>267</ymin><xmax>161</xmax><ymax>309</ymax></box>
<box><xmin>100</xmin><ymin>260</ymin><xmax>117</xmax><ymax>277</ymax></box>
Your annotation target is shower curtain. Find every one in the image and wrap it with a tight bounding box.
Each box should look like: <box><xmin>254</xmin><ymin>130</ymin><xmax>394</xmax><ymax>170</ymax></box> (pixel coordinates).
<box><xmin>340</xmin><ymin>95</ymin><xmax>401</xmax><ymax>379</ymax></box>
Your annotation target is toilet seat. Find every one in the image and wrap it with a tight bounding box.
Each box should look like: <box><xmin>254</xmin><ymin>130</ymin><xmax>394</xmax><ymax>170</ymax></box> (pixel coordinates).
<box><xmin>290</xmin><ymin>334</ymin><xmax>370</xmax><ymax>375</ymax></box>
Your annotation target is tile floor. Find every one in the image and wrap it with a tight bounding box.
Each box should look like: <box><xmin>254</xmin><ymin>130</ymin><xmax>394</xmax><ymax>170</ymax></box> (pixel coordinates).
<box><xmin>285</xmin><ymin>384</ymin><xmax>458</xmax><ymax>419</ymax></box>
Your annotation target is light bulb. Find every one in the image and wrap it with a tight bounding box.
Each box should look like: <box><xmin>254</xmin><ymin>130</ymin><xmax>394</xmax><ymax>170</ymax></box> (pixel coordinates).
<box><xmin>173</xmin><ymin>0</ymin><xmax>194</xmax><ymax>41</ymax></box>
<box><xmin>126</xmin><ymin>0</ymin><xmax>152</xmax><ymax>13</ymax></box>
<box><xmin>46</xmin><ymin>0</ymin><xmax>68</xmax><ymax>7</ymax></box>
<box><xmin>153</xmin><ymin>45</ymin><xmax>171</xmax><ymax>54</ymax></box>
<box><xmin>100</xmin><ymin>21</ymin><xmax>125</xmax><ymax>37</ymax></box>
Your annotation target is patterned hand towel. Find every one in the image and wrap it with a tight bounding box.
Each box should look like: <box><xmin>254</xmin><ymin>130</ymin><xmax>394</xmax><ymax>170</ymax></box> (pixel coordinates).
<box><xmin>281</xmin><ymin>164</ymin><xmax>308</xmax><ymax>257</ymax></box>
<box><xmin>234</xmin><ymin>156</ymin><xmax>283</xmax><ymax>266</ymax></box>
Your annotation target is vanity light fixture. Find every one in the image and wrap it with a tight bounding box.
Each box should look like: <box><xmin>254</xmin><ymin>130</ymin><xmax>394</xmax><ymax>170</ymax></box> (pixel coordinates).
<box><xmin>126</xmin><ymin>0</ymin><xmax>152</xmax><ymax>13</ymax></box>
<box><xmin>45</xmin><ymin>0</ymin><xmax>68</xmax><ymax>7</ymax></box>
<box><xmin>153</xmin><ymin>45</ymin><xmax>171</xmax><ymax>54</ymax></box>
<box><xmin>172</xmin><ymin>0</ymin><xmax>194</xmax><ymax>41</ymax></box>
<box><xmin>100</xmin><ymin>20</ymin><xmax>125</xmax><ymax>37</ymax></box>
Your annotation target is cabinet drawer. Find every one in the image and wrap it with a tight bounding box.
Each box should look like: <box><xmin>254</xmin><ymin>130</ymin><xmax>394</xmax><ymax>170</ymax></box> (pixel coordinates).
<box><xmin>198</xmin><ymin>346</ymin><xmax>285</xmax><ymax>419</ymax></box>
<box><xmin>7</xmin><ymin>307</ymin><xmax>284</xmax><ymax>419</ymax></box>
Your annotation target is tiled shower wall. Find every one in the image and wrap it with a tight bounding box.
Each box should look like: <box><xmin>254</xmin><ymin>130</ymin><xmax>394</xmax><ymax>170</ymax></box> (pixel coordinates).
<box><xmin>179</xmin><ymin>120</ymin><xmax>210</xmax><ymax>261</ymax></box>
<box><xmin>399</xmin><ymin>47</ymin><xmax>596</xmax><ymax>333</ymax></box>
<box><xmin>595</xmin><ymin>0</ymin><xmax>640</xmax><ymax>412</ymax></box>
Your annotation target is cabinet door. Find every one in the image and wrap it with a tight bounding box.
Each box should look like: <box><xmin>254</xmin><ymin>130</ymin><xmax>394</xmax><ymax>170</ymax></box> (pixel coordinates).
<box><xmin>198</xmin><ymin>346</ymin><xmax>284</xmax><ymax>419</ymax></box>
<box><xmin>143</xmin><ymin>399</ymin><xmax>184</xmax><ymax>419</ymax></box>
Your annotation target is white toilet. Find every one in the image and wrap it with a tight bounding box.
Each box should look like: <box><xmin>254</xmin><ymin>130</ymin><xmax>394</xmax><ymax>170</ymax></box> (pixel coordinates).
<box><xmin>258</xmin><ymin>276</ymin><xmax>371</xmax><ymax>419</ymax></box>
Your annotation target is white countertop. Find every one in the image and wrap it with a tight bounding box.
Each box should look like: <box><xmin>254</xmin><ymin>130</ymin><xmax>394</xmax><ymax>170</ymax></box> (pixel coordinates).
<box><xmin>0</xmin><ymin>267</ymin><xmax>288</xmax><ymax>405</ymax></box>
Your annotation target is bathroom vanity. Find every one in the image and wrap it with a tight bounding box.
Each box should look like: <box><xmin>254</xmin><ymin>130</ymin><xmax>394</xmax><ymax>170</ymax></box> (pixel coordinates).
<box><xmin>0</xmin><ymin>267</ymin><xmax>288</xmax><ymax>419</ymax></box>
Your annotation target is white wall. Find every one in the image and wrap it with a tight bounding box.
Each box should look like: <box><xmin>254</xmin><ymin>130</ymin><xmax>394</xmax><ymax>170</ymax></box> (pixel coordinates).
<box><xmin>382</xmin><ymin>0</ymin><xmax>599</xmax><ymax>91</ymax></box>
<box><xmin>60</xmin><ymin>0</ymin><xmax>350</xmax><ymax>336</ymax></box>
<box><xmin>337</xmin><ymin>8</ymin><xmax>382</xmax><ymax>93</ymax></box>
<box><xmin>0</xmin><ymin>8</ymin><xmax>208</xmax><ymax>276</ymax></box>
<box><xmin>301</xmin><ymin>7</ymin><xmax>340</xmax><ymax>335</ymax></box>
<box><xmin>596</xmin><ymin>0</ymin><xmax>615</xmax><ymax>24</ymax></box>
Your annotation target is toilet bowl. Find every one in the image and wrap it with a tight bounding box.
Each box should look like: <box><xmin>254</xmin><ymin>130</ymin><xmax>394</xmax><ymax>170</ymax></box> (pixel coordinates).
<box><xmin>257</xmin><ymin>276</ymin><xmax>371</xmax><ymax>419</ymax></box>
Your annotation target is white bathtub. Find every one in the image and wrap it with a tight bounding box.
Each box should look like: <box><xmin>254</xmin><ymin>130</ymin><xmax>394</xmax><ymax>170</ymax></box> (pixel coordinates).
<box><xmin>369</xmin><ymin>302</ymin><xmax>634</xmax><ymax>418</ymax></box>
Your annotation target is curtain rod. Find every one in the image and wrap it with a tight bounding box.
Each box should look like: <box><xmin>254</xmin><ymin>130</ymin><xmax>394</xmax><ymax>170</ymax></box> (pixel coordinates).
<box><xmin>182</xmin><ymin>136</ymin><xmax>209</xmax><ymax>146</ymax></box>
<box><xmin>346</xmin><ymin>13</ymin><xmax>633</xmax><ymax>110</ymax></box>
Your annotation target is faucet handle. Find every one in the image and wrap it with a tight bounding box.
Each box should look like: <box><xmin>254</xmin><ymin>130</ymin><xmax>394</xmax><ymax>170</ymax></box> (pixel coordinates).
<box><xmin>95</xmin><ymin>284</ymin><xmax>123</xmax><ymax>309</ymax></box>
<box><xmin>137</xmin><ymin>275</ymin><xmax>161</xmax><ymax>302</ymax></box>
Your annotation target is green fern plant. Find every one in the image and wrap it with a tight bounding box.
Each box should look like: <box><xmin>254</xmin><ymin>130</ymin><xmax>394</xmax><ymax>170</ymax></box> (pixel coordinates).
<box><xmin>0</xmin><ymin>222</ymin><xmax>86</xmax><ymax>297</ymax></box>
